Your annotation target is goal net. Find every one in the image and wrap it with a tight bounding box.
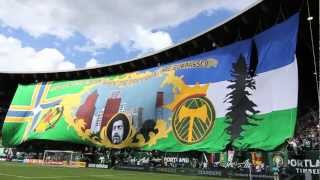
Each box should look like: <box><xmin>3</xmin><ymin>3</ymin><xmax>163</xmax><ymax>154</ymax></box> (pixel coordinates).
<box><xmin>42</xmin><ymin>150</ymin><xmax>85</xmax><ymax>167</ymax></box>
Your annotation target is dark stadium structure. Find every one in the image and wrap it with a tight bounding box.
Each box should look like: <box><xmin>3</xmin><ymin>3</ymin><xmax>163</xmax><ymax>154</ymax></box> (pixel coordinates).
<box><xmin>0</xmin><ymin>0</ymin><xmax>318</xmax><ymax>147</ymax></box>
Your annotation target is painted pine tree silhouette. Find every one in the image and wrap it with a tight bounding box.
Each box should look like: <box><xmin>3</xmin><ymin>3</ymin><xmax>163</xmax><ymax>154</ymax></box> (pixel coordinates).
<box><xmin>224</xmin><ymin>51</ymin><xmax>260</xmax><ymax>141</ymax></box>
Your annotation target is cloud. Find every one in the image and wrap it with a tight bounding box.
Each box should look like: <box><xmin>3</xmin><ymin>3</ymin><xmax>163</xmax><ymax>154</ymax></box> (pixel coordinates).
<box><xmin>0</xmin><ymin>0</ymin><xmax>257</xmax><ymax>53</ymax></box>
<box><xmin>57</xmin><ymin>61</ymin><xmax>76</xmax><ymax>70</ymax></box>
<box><xmin>0</xmin><ymin>34</ymin><xmax>75</xmax><ymax>72</ymax></box>
<box><xmin>119</xmin><ymin>25</ymin><xmax>173</xmax><ymax>56</ymax></box>
<box><xmin>85</xmin><ymin>58</ymin><xmax>99</xmax><ymax>68</ymax></box>
<box><xmin>130</xmin><ymin>25</ymin><xmax>173</xmax><ymax>53</ymax></box>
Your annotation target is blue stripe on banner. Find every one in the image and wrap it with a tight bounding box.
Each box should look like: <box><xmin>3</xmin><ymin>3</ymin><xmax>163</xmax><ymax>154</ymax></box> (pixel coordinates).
<box><xmin>6</xmin><ymin>110</ymin><xmax>33</xmax><ymax>117</ymax></box>
<box><xmin>175</xmin><ymin>39</ymin><xmax>251</xmax><ymax>84</ymax></box>
<box><xmin>254</xmin><ymin>13</ymin><xmax>299</xmax><ymax>74</ymax></box>
<box><xmin>40</xmin><ymin>100</ymin><xmax>61</xmax><ymax>109</ymax></box>
<box><xmin>30</xmin><ymin>112</ymin><xmax>41</xmax><ymax>130</ymax></box>
<box><xmin>170</xmin><ymin>13</ymin><xmax>299</xmax><ymax>85</ymax></box>
<box><xmin>34</xmin><ymin>82</ymin><xmax>47</xmax><ymax>106</ymax></box>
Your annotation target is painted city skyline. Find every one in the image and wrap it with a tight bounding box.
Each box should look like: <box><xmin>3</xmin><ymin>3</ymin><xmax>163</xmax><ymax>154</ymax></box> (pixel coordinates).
<box><xmin>76</xmin><ymin>75</ymin><xmax>173</xmax><ymax>133</ymax></box>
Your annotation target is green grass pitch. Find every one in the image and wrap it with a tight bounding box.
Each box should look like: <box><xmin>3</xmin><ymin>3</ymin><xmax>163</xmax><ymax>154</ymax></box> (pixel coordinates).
<box><xmin>0</xmin><ymin>161</ymin><xmax>239</xmax><ymax>180</ymax></box>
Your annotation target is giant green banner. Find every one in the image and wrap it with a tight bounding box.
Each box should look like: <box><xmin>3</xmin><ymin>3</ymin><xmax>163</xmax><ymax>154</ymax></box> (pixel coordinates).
<box><xmin>2</xmin><ymin>14</ymin><xmax>299</xmax><ymax>152</ymax></box>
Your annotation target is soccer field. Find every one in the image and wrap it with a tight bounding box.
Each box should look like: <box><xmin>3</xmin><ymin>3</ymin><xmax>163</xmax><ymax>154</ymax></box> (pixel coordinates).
<box><xmin>0</xmin><ymin>161</ymin><xmax>239</xmax><ymax>180</ymax></box>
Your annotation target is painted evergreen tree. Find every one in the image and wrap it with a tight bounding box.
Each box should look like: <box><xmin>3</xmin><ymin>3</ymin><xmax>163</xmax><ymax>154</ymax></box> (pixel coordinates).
<box><xmin>224</xmin><ymin>51</ymin><xmax>260</xmax><ymax>141</ymax></box>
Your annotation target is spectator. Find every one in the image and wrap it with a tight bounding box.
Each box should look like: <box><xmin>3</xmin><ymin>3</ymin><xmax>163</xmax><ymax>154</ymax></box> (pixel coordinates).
<box><xmin>287</xmin><ymin>138</ymin><xmax>298</xmax><ymax>155</ymax></box>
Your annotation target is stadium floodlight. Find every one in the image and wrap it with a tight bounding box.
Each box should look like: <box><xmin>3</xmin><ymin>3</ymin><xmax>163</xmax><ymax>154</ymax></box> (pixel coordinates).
<box><xmin>307</xmin><ymin>16</ymin><xmax>313</xmax><ymax>21</ymax></box>
<box><xmin>211</xmin><ymin>42</ymin><xmax>217</xmax><ymax>48</ymax></box>
<box><xmin>42</xmin><ymin>150</ymin><xmax>84</xmax><ymax>168</ymax></box>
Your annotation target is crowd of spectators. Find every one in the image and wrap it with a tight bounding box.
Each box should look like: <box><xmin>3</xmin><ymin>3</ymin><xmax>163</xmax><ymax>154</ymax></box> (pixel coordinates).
<box><xmin>287</xmin><ymin>113</ymin><xmax>320</xmax><ymax>154</ymax></box>
<box><xmin>84</xmin><ymin>148</ymin><xmax>275</xmax><ymax>174</ymax></box>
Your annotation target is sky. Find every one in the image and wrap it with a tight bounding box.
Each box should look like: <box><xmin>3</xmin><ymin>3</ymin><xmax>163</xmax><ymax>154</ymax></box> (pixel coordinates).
<box><xmin>0</xmin><ymin>0</ymin><xmax>258</xmax><ymax>73</ymax></box>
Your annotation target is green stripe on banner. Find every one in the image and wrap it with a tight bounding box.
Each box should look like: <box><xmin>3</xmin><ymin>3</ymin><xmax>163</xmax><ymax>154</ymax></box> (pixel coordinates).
<box><xmin>11</xmin><ymin>85</ymin><xmax>35</xmax><ymax>106</ymax></box>
<box><xmin>47</xmin><ymin>81</ymin><xmax>86</xmax><ymax>99</ymax></box>
<box><xmin>144</xmin><ymin>108</ymin><xmax>296</xmax><ymax>152</ymax></box>
<box><xmin>233</xmin><ymin>108</ymin><xmax>297</xmax><ymax>150</ymax></box>
<box><xmin>2</xmin><ymin>123</ymin><xmax>27</xmax><ymax>146</ymax></box>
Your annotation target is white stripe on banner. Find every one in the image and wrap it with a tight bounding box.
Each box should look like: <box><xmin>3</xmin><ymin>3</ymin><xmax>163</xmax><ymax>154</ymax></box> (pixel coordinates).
<box><xmin>207</xmin><ymin>57</ymin><xmax>298</xmax><ymax>118</ymax></box>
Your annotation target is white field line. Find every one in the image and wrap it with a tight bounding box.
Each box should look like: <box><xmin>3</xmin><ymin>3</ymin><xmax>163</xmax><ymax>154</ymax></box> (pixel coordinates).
<box><xmin>0</xmin><ymin>172</ymin><xmax>114</xmax><ymax>179</ymax></box>
<box><xmin>89</xmin><ymin>174</ymin><xmax>114</xmax><ymax>177</ymax></box>
<box><xmin>118</xmin><ymin>173</ymin><xmax>138</xmax><ymax>176</ymax></box>
<box><xmin>0</xmin><ymin>173</ymin><xmax>29</xmax><ymax>178</ymax></box>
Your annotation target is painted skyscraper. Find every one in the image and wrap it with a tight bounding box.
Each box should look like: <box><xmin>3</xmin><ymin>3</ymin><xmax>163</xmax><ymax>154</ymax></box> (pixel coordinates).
<box><xmin>119</xmin><ymin>102</ymin><xmax>127</xmax><ymax>113</ymax></box>
<box><xmin>137</xmin><ymin>107</ymin><xmax>143</xmax><ymax>130</ymax></box>
<box><xmin>100</xmin><ymin>91</ymin><xmax>121</xmax><ymax>129</ymax></box>
<box><xmin>155</xmin><ymin>91</ymin><xmax>164</xmax><ymax>120</ymax></box>
<box><xmin>131</xmin><ymin>108</ymin><xmax>138</xmax><ymax>128</ymax></box>
<box><xmin>76</xmin><ymin>90</ymin><xmax>98</xmax><ymax>130</ymax></box>
<box><xmin>91</xmin><ymin>108</ymin><xmax>105</xmax><ymax>133</ymax></box>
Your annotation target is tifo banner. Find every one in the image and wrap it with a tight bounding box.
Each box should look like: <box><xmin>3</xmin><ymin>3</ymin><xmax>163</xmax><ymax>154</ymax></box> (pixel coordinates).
<box><xmin>2</xmin><ymin>14</ymin><xmax>299</xmax><ymax>152</ymax></box>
